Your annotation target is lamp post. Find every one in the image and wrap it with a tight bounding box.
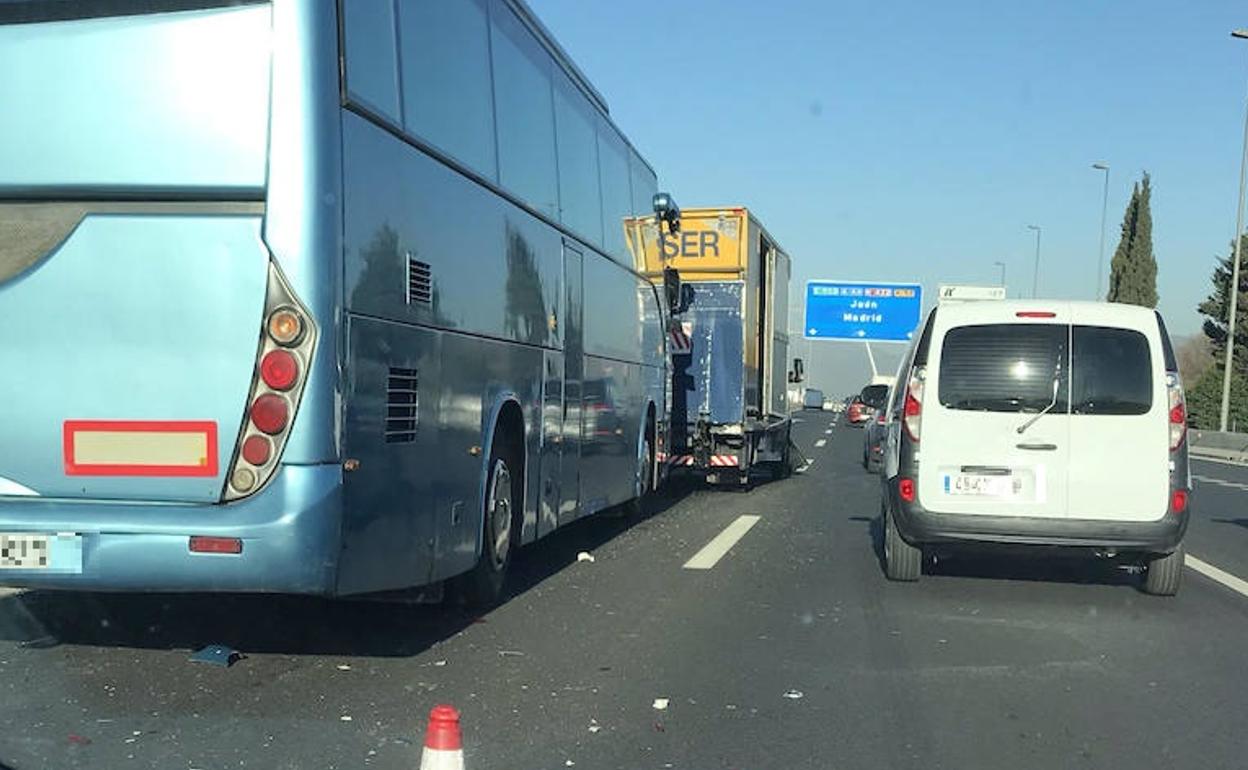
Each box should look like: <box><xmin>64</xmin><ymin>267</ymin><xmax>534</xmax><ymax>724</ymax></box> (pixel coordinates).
<box><xmin>1026</xmin><ymin>225</ymin><xmax>1042</xmax><ymax>299</ymax></box>
<box><xmin>1220</xmin><ymin>29</ymin><xmax>1248</xmax><ymax>432</ymax></box>
<box><xmin>1092</xmin><ymin>162</ymin><xmax>1110</xmax><ymax>300</ymax></box>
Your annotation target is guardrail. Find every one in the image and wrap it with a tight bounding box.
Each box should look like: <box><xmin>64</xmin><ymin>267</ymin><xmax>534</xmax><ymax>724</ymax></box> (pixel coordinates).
<box><xmin>1189</xmin><ymin>429</ymin><xmax>1248</xmax><ymax>463</ymax></box>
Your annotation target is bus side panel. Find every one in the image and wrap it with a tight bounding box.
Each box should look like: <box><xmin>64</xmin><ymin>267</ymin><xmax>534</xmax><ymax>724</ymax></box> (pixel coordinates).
<box><xmin>341</xmin><ymin>113</ymin><xmax>561</xmax><ymax>351</ymax></box>
<box><xmin>581</xmin><ymin>357</ymin><xmax>643</xmax><ymax>515</ymax></box>
<box><xmin>580</xmin><ymin>256</ymin><xmax>651</xmax><ymax>514</ymax></box>
<box><xmin>263</xmin><ymin>0</ymin><xmax>343</xmax><ymax>466</ymax></box>
<box><xmin>429</xmin><ymin>330</ymin><xmax>544</xmax><ymax>582</ymax></box>
<box><xmin>336</xmin><ymin>316</ymin><xmax>440</xmax><ymax>595</ymax></box>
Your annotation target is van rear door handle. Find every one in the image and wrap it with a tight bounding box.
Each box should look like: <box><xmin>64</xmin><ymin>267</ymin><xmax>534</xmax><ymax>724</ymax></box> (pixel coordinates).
<box><xmin>1016</xmin><ymin>442</ymin><xmax>1057</xmax><ymax>451</ymax></box>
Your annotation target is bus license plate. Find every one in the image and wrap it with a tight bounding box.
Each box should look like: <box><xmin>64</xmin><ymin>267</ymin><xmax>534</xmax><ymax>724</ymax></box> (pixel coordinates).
<box><xmin>0</xmin><ymin>533</ymin><xmax>83</xmax><ymax>572</ymax></box>
<box><xmin>944</xmin><ymin>474</ymin><xmax>1017</xmax><ymax>497</ymax></box>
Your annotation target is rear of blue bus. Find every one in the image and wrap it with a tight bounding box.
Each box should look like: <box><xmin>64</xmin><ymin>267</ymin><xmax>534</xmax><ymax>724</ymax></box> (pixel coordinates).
<box><xmin>0</xmin><ymin>2</ymin><xmax>344</xmax><ymax>594</ymax></box>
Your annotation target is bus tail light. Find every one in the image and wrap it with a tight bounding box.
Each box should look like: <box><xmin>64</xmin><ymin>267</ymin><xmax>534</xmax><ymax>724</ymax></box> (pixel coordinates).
<box><xmin>903</xmin><ymin>367</ymin><xmax>925</xmax><ymax>443</ymax></box>
<box><xmin>221</xmin><ymin>261</ymin><xmax>318</xmax><ymax>502</ymax></box>
<box><xmin>1167</xmin><ymin>373</ymin><xmax>1186</xmax><ymax>451</ymax></box>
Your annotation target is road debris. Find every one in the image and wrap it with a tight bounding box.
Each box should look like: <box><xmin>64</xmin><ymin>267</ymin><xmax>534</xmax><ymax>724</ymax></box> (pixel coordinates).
<box><xmin>498</xmin><ymin>650</ymin><xmax>525</xmax><ymax>657</ymax></box>
<box><xmin>782</xmin><ymin>689</ymin><xmax>804</xmax><ymax>700</ymax></box>
<box><xmin>67</xmin><ymin>734</ymin><xmax>91</xmax><ymax>746</ymax></box>
<box><xmin>189</xmin><ymin>645</ymin><xmax>244</xmax><ymax>667</ymax></box>
<box><xmin>577</xmin><ymin>552</ymin><xmax>595</xmax><ymax>563</ymax></box>
<box><xmin>652</xmin><ymin>698</ymin><xmax>669</xmax><ymax>710</ymax></box>
<box><xmin>340</xmin><ymin>715</ymin><xmax>353</xmax><ymax>722</ymax></box>
<box><xmin>336</xmin><ymin>664</ymin><xmax>352</xmax><ymax>671</ymax></box>
<box><xmin>432</xmin><ymin>660</ymin><xmax>448</xmax><ymax>667</ymax></box>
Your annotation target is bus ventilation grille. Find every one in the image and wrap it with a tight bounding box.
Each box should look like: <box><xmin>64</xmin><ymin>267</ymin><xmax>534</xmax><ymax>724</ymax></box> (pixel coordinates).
<box><xmin>407</xmin><ymin>256</ymin><xmax>433</xmax><ymax>305</ymax></box>
<box><xmin>385</xmin><ymin>367</ymin><xmax>419</xmax><ymax>443</ymax></box>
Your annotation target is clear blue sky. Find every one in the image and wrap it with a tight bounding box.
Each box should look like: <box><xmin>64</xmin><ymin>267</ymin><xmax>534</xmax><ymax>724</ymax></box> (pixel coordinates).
<box><xmin>531</xmin><ymin>0</ymin><xmax>1248</xmax><ymax>393</ymax></box>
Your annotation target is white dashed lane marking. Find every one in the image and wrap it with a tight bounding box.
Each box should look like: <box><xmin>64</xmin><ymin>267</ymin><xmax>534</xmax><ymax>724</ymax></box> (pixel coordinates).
<box><xmin>815</xmin><ymin>439</ymin><xmax>827</xmax><ymax>448</ymax></box>
<box><xmin>683</xmin><ymin>515</ymin><xmax>762</xmax><ymax>570</ymax></box>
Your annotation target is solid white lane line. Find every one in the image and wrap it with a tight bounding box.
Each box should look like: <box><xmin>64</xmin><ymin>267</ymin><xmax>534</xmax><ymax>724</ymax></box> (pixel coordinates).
<box><xmin>1187</xmin><ymin>555</ymin><xmax>1248</xmax><ymax>598</ymax></box>
<box><xmin>683</xmin><ymin>515</ymin><xmax>762</xmax><ymax>570</ymax></box>
<box><xmin>1191</xmin><ymin>455</ymin><xmax>1248</xmax><ymax>468</ymax></box>
<box><xmin>815</xmin><ymin>439</ymin><xmax>827</xmax><ymax>448</ymax></box>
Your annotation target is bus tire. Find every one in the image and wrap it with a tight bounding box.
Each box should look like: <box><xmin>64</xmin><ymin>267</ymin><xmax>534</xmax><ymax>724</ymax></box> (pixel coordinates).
<box><xmin>624</xmin><ymin>436</ymin><xmax>654</xmax><ymax>518</ymax></box>
<box><xmin>457</xmin><ymin>435</ymin><xmax>520</xmax><ymax>607</ymax></box>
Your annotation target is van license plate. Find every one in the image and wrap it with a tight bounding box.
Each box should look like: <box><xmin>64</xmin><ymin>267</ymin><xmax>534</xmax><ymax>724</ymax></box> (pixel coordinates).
<box><xmin>944</xmin><ymin>474</ymin><xmax>1017</xmax><ymax>497</ymax></box>
<box><xmin>0</xmin><ymin>533</ymin><xmax>83</xmax><ymax>572</ymax></box>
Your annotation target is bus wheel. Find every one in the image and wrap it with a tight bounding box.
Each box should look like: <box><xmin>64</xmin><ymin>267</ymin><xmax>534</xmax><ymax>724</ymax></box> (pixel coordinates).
<box><xmin>457</xmin><ymin>438</ymin><xmax>518</xmax><ymax>606</ymax></box>
<box><xmin>621</xmin><ymin>436</ymin><xmax>653</xmax><ymax>519</ymax></box>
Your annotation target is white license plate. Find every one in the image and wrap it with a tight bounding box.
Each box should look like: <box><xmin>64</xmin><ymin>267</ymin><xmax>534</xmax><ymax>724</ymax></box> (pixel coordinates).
<box><xmin>944</xmin><ymin>474</ymin><xmax>1018</xmax><ymax>497</ymax></box>
<box><xmin>0</xmin><ymin>533</ymin><xmax>83</xmax><ymax>572</ymax></box>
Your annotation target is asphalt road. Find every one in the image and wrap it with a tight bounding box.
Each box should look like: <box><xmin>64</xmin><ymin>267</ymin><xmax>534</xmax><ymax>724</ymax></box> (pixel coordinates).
<box><xmin>3</xmin><ymin>418</ymin><xmax>1248</xmax><ymax>769</ymax></box>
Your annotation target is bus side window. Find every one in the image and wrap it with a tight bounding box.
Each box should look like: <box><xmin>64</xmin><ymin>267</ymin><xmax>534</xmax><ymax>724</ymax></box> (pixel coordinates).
<box><xmin>398</xmin><ymin>0</ymin><xmax>498</xmax><ymax>181</ymax></box>
<box><xmin>341</xmin><ymin>1</ymin><xmax>401</xmax><ymax>125</ymax></box>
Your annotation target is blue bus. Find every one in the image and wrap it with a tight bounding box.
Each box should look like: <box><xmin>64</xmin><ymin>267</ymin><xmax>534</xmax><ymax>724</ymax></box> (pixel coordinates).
<box><xmin>0</xmin><ymin>0</ymin><xmax>671</xmax><ymax>604</ymax></box>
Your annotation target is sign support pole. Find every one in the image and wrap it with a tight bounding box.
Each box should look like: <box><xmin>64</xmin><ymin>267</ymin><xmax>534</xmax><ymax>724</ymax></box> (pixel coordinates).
<box><xmin>863</xmin><ymin>341</ymin><xmax>878</xmax><ymax>379</ymax></box>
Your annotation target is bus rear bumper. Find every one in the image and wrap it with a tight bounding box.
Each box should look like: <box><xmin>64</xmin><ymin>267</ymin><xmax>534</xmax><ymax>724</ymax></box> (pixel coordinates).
<box><xmin>0</xmin><ymin>464</ymin><xmax>342</xmax><ymax>595</ymax></box>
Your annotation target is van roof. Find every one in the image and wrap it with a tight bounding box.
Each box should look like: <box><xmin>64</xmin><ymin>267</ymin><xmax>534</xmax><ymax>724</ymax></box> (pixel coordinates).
<box><xmin>932</xmin><ymin>300</ymin><xmax>1161</xmax><ymax>333</ymax></box>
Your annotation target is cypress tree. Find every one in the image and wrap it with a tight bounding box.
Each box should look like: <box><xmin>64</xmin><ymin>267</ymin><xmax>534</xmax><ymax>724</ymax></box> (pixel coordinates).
<box><xmin>1106</xmin><ymin>172</ymin><xmax>1158</xmax><ymax>307</ymax></box>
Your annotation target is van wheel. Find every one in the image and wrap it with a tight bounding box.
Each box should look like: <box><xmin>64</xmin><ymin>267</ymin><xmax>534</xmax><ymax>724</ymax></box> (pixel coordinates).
<box><xmin>883</xmin><ymin>507</ymin><xmax>922</xmax><ymax>581</ymax></box>
<box><xmin>456</xmin><ymin>437</ymin><xmax>519</xmax><ymax>607</ymax></box>
<box><xmin>1142</xmin><ymin>544</ymin><xmax>1184</xmax><ymax>596</ymax></box>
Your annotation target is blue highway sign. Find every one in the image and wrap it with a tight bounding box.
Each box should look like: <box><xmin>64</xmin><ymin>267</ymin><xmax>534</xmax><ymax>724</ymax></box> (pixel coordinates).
<box><xmin>804</xmin><ymin>281</ymin><xmax>923</xmax><ymax>342</ymax></box>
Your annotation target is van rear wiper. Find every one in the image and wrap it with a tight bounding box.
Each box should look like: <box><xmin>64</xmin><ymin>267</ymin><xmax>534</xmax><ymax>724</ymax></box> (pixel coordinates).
<box><xmin>1017</xmin><ymin>370</ymin><xmax>1061</xmax><ymax>435</ymax></box>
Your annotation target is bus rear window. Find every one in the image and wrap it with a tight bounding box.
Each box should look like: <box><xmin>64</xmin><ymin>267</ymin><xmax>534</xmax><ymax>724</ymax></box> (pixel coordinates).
<box><xmin>938</xmin><ymin>324</ymin><xmax>1065</xmax><ymax>413</ymax></box>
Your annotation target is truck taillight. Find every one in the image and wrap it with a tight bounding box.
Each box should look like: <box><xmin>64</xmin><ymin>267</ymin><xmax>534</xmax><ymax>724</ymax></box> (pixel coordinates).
<box><xmin>903</xmin><ymin>367</ymin><xmax>925</xmax><ymax>443</ymax></box>
<box><xmin>1167</xmin><ymin>372</ymin><xmax>1186</xmax><ymax>451</ymax></box>
<box><xmin>222</xmin><ymin>261</ymin><xmax>317</xmax><ymax>501</ymax></box>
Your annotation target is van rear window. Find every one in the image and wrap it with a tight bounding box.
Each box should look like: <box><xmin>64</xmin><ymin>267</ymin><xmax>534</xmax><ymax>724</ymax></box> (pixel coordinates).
<box><xmin>938</xmin><ymin>324</ymin><xmax>1065</xmax><ymax>412</ymax></box>
<box><xmin>1070</xmin><ymin>326</ymin><xmax>1151</xmax><ymax>415</ymax></box>
<box><xmin>938</xmin><ymin>323</ymin><xmax>1153</xmax><ymax>415</ymax></box>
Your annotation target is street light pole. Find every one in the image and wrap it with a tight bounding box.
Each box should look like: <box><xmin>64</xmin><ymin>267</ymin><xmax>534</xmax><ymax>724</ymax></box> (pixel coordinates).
<box><xmin>993</xmin><ymin>260</ymin><xmax>1006</xmax><ymax>288</ymax></box>
<box><xmin>1220</xmin><ymin>29</ymin><xmax>1248</xmax><ymax>432</ymax></box>
<box><xmin>1092</xmin><ymin>162</ymin><xmax>1110</xmax><ymax>300</ymax></box>
<box><xmin>1026</xmin><ymin>225</ymin><xmax>1042</xmax><ymax>298</ymax></box>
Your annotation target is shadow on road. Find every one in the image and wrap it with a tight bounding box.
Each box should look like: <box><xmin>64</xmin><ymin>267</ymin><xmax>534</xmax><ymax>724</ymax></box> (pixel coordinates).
<box><xmin>1211</xmin><ymin>517</ymin><xmax>1248</xmax><ymax>531</ymax></box>
<box><xmin>846</xmin><ymin>514</ymin><xmax>1141</xmax><ymax>590</ymax></box>
<box><xmin>0</xmin><ymin>480</ymin><xmax>701</xmax><ymax>659</ymax></box>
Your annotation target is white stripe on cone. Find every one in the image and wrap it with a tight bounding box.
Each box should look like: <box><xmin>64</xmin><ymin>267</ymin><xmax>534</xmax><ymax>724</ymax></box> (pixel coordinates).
<box><xmin>420</xmin><ymin>748</ymin><xmax>464</xmax><ymax>770</ymax></box>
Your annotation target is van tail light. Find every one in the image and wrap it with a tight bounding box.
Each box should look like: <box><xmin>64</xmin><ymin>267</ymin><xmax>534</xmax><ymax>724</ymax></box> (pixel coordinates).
<box><xmin>1171</xmin><ymin>488</ymin><xmax>1189</xmax><ymax>514</ymax></box>
<box><xmin>222</xmin><ymin>261</ymin><xmax>318</xmax><ymax>501</ymax></box>
<box><xmin>899</xmin><ymin>477</ymin><xmax>916</xmax><ymax>503</ymax></box>
<box><xmin>902</xmin><ymin>366</ymin><xmax>925</xmax><ymax>443</ymax></box>
<box><xmin>1167</xmin><ymin>372</ymin><xmax>1186</xmax><ymax>451</ymax></box>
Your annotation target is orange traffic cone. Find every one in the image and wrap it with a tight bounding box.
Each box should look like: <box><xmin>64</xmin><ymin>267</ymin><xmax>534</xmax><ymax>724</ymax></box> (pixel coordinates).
<box><xmin>420</xmin><ymin>704</ymin><xmax>464</xmax><ymax>770</ymax></box>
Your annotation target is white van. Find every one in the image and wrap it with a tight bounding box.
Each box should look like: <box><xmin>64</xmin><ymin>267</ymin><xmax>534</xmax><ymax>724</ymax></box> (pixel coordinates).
<box><xmin>881</xmin><ymin>300</ymin><xmax>1191</xmax><ymax>595</ymax></box>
